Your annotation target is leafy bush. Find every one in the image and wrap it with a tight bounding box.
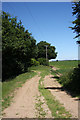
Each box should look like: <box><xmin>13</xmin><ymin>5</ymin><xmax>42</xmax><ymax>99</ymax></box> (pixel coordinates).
<box><xmin>31</xmin><ymin>58</ymin><xmax>39</xmax><ymax>66</ymax></box>
<box><xmin>38</xmin><ymin>58</ymin><xmax>49</xmax><ymax>66</ymax></box>
<box><xmin>59</xmin><ymin>67</ymin><xmax>80</xmax><ymax>95</ymax></box>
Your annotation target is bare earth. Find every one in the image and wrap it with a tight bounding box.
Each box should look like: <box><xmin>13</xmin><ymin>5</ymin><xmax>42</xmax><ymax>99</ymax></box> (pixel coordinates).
<box><xmin>3</xmin><ymin>74</ymin><xmax>52</xmax><ymax>118</ymax></box>
<box><xmin>44</xmin><ymin>74</ymin><xmax>78</xmax><ymax>118</ymax></box>
<box><xmin>3</xmin><ymin>68</ymin><xmax>78</xmax><ymax>118</ymax></box>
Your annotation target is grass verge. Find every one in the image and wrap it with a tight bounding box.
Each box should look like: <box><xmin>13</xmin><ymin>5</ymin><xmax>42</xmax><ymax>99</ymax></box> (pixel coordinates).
<box><xmin>2</xmin><ymin>71</ymin><xmax>37</xmax><ymax>110</ymax></box>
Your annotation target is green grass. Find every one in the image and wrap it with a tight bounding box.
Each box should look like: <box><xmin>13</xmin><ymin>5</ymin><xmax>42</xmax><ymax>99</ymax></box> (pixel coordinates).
<box><xmin>40</xmin><ymin>88</ymin><xmax>71</xmax><ymax>118</ymax></box>
<box><xmin>2</xmin><ymin>71</ymin><xmax>37</xmax><ymax>110</ymax></box>
<box><xmin>50</xmin><ymin>60</ymin><xmax>78</xmax><ymax>67</ymax></box>
<box><xmin>35</xmin><ymin>95</ymin><xmax>46</xmax><ymax>118</ymax></box>
<box><xmin>30</xmin><ymin>65</ymin><xmax>71</xmax><ymax>118</ymax></box>
<box><xmin>2</xmin><ymin>64</ymin><xmax>74</xmax><ymax>118</ymax></box>
<box><xmin>34</xmin><ymin>65</ymin><xmax>72</xmax><ymax>118</ymax></box>
<box><xmin>50</xmin><ymin>60</ymin><xmax>80</xmax><ymax>97</ymax></box>
<box><xmin>29</xmin><ymin>65</ymin><xmax>50</xmax><ymax>74</ymax></box>
<box><xmin>50</xmin><ymin>60</ymin><xmax>78</xmax><ymax>74</ymax></box>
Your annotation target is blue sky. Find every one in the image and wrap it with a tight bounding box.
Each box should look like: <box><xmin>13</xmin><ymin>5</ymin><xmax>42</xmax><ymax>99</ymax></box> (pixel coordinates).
<box><xmin>2</xmin><ymin>2</ymin><xmax>78</xmax><ymax>60</ymax></box>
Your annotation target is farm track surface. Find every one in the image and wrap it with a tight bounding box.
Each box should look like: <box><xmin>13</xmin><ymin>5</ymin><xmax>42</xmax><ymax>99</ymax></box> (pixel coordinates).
<box><xmin>2</xmin><ymin>73</ymin><xmax>52</xmax><ymax>118</ymax></box>
<box><xmin>44</xmin><ymin>74</ymin><xmax>78</xmax><ymax>118</ymax></box>
<box><xmin>3</xmin><ymin>68</ymin><xmax>78</xmax><ymax>118</ymax></box>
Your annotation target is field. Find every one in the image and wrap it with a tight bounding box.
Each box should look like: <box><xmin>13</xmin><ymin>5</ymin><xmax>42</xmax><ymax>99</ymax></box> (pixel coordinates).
<box><xmin>50</xmin><ymin>60</ymin><xmax>78</xmax><ymax>73</ymax></box>
<box><xmin>50</xmin><ymin>60</ymin><xmax>80</xmax><ymax>97</ymax></box>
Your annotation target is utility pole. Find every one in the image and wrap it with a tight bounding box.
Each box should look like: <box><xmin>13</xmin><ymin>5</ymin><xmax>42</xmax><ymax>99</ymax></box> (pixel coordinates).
<box><xmin>45</xmin><ymin>45</ymin><xmax>48</xmax><ymax>61</ymax></box>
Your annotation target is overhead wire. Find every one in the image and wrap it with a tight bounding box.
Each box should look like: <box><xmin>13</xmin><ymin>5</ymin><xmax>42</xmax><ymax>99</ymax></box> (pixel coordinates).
<box><xmin>3</xmin><ymin>2</ymin><xmax>46</xmax><ymax>41</ymax></box>
<box><xmin>23</xmin><ymin>3</ymin><xmax>46</xmax><ymax>41</ymax></box>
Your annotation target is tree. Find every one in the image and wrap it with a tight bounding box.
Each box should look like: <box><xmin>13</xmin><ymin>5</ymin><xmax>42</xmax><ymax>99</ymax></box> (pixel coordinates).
<box><xmin>37</xmin><ymin>41</ymin><xmax>57</xmax><ymax>60</ymax></box>
<box><xmin>69</xmin><ymin>2</ymin><xmax>80</xmax><ymax>42</ymax></box>
<box><xmin>69</xmin><ymin>2</ymin><xmax>80</xmax><ymax>68</ymax></box>
<box><xmin>2</xmin><ymin>11</ymin><xmax>57</xmax><ymax>81</ymax></box>
<box><xmin>2</xmin><ymin>11</ymin><xmax>38</xmax><ymax>80</ymax></box>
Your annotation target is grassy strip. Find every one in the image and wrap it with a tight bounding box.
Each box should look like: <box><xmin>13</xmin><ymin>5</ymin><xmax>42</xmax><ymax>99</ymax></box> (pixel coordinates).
<box><xmin>36</xmin><ymin>66</ymin><xmax>71</xmax><ymax>118</ymax></box>
<box><xmin>39</xmin><ymin>78</ymin><xmax>71</xmax><ymax>118</ymax></box>
<box><xmin>35</xmin><ymin>95</ymin><xmax>46</xmax><ymax>118</ymax></box>
<box><xmin>2</xmin><ymin>71</ymin><xmax>37</xmax><ymax>110</ymax></box>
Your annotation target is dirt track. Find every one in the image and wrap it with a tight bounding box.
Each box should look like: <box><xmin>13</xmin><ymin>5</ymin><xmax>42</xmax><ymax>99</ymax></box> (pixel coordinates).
<box><xmin>3</xmin><ymin>74</ymin><xmax>52</xmax><ymax>118</ymax></box>
<box><xmin>3</xmin><ymin>69</ymin><xmax>78</xmax><ymax>118</ymax></box>
<box><xmin>3</xmin><ymin>75</ymin><xmax>40</xmax><ymax>118</ymax></box>
<box><xmin>44</xmin><ymin>74</ymin><xmax>78</xmax><ymax>118</ymax></box>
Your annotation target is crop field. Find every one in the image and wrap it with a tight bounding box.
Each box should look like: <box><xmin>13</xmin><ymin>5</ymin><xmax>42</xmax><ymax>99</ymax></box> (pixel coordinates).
<box><xmin>50</xmin><ymin>60</ymin><xmax>80</xmax><ymax>97</ymax></box>
<box><xmin>49</xmin><ymin>60</ymin><xmax>78</xmax><ymax>73</ymax></box>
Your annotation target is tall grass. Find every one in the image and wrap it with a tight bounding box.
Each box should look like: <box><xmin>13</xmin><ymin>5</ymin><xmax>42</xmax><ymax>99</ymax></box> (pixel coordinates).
<box><xmin>50</xmin><ymin>60</ymin><xmax>80</xmax><ymax>97</ymax></box>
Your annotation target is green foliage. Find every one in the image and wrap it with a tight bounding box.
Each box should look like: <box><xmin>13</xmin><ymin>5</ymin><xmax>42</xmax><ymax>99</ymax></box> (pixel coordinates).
<box><xmin>2</xmin><ymin>11</ymin><xmax>37</xmax><ymax>81</ymax></box>
<box><xmin>60</xmin><ymin>68</ymin><xmax>80</xmax><ymax>94</ymax></box>
<box><xmin>69</xmin><ymin>2</ymin><xmax>80</xmax><ymax>39</ymax></box>
<box><xmin>50</xmin><ymin>60</ymin><xmax>80</xmax><ymax>97</ymax></box>
<box><xmin>2</xmin><ymin>11</ymin><xmax>57</xmax><ymax>81</ymax></box>
<box><xmin>31</xmin><ymin>58</ymin><xmax>39</xmax><ymax>66</ymax></box>
<box><xmin>37</xmin><ymin>41</ymin><xmax>57</xmax><ymax>60</ymax></box>
<box><xmin>38</xmin><ymin>58</ymin><xmax>49</xmax><ymax>66</ymax></box>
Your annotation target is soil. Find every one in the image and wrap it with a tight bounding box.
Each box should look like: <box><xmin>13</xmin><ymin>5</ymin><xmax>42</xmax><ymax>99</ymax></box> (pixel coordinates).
<box><xmin>44</xmin><ymin>74</ymin><xmax>78</xmax><ymax>118</ymax></box>
<box><xmin>3</xmin><ymin>68</ymin><xmax>79</xmax><ymax>118</ymax></box>
<box><xmin>3</xmin><ymin>74</ymin><xmax>52</xmax><ymax>118</ymax></box>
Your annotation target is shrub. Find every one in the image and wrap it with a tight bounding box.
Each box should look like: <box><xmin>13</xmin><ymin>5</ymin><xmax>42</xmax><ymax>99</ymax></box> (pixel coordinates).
<box><xmin>59</xmin><ymin>67</ymin><xmax>80</xmax><ymax>95</ymax></box>
<box><xmin>31</xmin><ymin>58</ymin><xmax>39</xmax><ymax>66</ymax></box>
<box><xmin>38</xmin><ymin>58</ymin><xmax>49</xmax><ymax>66</ymax></box>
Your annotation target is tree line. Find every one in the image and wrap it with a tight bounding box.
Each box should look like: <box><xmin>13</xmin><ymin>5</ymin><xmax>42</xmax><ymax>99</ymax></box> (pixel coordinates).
<box><xmin>2</xmin><ymin>11</ymin><xmax>57</xmax><ymax>81</ymax></box>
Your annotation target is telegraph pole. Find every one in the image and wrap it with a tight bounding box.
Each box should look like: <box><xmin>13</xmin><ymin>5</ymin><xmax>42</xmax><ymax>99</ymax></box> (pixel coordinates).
<box><xmin>45</xmin><ymin>45</ymin><xmax>48</xmax><ymax>61</ymax></box>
